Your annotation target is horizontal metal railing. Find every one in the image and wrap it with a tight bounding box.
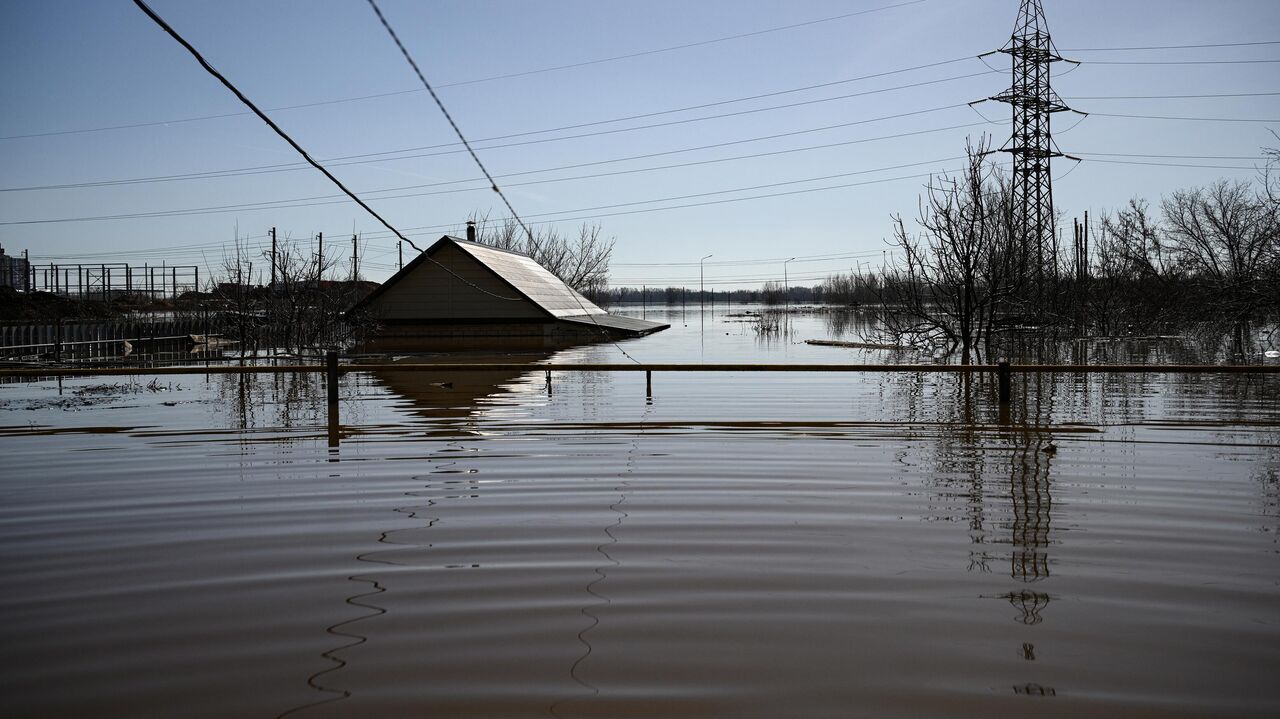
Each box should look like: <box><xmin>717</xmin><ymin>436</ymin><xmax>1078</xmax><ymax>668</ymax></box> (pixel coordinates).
<box><xmin>1</xmin><ymin>362</ymin><xmax>1278</xmax><ymax>378</ymax></box>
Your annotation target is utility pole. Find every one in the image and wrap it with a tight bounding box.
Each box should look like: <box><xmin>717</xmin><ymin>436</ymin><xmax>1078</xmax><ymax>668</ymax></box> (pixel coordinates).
<box><xmin>351</xmin><ymin>234</ymin><xmax>358</xmax><ymax>282</ymax></box>
<box><xmin>398</xmin><ymin>240</ymin><xmax>403</xmax><ymax>270</ymax></box>
<box><xmin>700</xmin><ymin>254</ymin><xmax>713</xmax><ymax>314</ymax></box>
<box><xmin>783</xmin><ymin>257</ymin><xmax>796</xmax><ymax>313</ymax></box>
<box><xmin>270</xmin><ymin>226</ymin><xmax>277</xmax><ymax>289</ymax></box>
<box><xmin>975</xmin><ymin>0</ymin><xmax>1081</xmax><ymax>299</ymax></box>
<box><xmin>317</xmin><ymin>232</ymin><xmax>324</xmax><ymax>281</ymax></box>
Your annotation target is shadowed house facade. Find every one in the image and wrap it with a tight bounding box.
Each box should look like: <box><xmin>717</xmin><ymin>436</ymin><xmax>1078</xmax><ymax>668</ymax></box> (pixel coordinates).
<box><xmin>351</xmin><ymin>235</ymin><xmax>667</xmax><ymax>350</ymax></box>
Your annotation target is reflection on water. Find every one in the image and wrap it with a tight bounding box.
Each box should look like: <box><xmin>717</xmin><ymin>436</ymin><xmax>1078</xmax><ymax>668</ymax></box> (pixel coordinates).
<box><xmin>2</xmin><ymin>315</ymin><xmax>1279</xmax><ymax>717</ymax></box>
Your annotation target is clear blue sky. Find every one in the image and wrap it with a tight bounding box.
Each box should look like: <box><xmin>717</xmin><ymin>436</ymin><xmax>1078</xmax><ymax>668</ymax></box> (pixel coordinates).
<box><xmin>1</xmin><ymin>0</ymin><xmax>1277</xmax><ymax>289</ymax></box>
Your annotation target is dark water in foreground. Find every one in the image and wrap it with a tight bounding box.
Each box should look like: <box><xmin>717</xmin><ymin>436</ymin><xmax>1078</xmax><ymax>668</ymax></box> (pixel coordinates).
<box><xmin>2</xmin><ymin>310</ymin><xmax>1278</xmax><ymax>717</ymax></box>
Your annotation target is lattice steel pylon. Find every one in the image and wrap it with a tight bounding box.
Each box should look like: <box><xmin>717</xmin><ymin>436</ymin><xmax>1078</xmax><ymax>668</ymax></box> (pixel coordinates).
<box><xmin>977</xmin><ymin>0</ymin><xmax>1080</xmax><ymax>294</ymax></box>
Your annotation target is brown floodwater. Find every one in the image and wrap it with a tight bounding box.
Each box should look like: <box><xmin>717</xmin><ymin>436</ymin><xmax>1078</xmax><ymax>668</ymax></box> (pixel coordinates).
<box><xmin>2</xmin><ymin>309</ymin><xmax>1278</xmax><ymax>717</ymax></box>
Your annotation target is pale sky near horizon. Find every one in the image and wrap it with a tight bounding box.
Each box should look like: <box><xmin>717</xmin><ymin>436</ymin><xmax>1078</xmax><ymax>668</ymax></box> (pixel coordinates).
<box><xmin>1</xmin><ymin>0</ymin><xmax>1277</xmax><ymax>289</ymax></box>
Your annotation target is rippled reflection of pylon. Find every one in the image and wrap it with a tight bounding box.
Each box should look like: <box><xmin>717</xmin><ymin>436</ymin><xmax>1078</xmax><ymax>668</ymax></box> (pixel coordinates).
<box><xmin>975</xmin><ymin>0</ymin><xmax>1081</xmax><ymax>297</ymax></box>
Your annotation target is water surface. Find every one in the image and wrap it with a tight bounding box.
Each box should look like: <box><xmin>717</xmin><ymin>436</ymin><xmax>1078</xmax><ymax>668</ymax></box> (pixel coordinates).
<box><xmin>2</xmin><ymin>308</ymin><xmax>1277</xmax><ymax>717</ymax></box>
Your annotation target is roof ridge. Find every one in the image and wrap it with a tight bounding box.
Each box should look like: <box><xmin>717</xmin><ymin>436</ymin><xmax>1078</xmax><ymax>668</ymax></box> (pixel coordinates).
<box><xmin>446</xmin><ymin>235</ymin><xmax>533</xmax><ymax>259</ymax></box>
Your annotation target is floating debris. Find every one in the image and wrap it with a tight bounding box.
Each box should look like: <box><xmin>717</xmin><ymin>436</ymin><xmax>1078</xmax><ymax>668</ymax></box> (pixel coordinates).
<box><xmin>805</xmin><ymin>339</ymin><xmax>905</xmax><ymax>350</ymax></box>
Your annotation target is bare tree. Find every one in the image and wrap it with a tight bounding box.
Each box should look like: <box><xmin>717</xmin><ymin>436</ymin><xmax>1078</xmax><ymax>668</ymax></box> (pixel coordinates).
<box><xmin>262</xmin><ymin>235</ymin><xmax>367</xmax><ymax>354</ymax></box>
<box><xmin>1090</xmin><ymin>199</ymin><xmax>1183</xmax><ymax>335</ymax></box>
<box><xmin>874</xmin><ymin>138</ymin><xmax>1012</xmax><ymax>363</ymax></box>
<box><xmin>1162</xmin><ymin>179</ymin><xmax>1278</xmax><ymax>343</ymax></box>
<box><xmin>468</xmin><ymin>214</ymin><xmax>614</xmax><ymax>299</ymax></box>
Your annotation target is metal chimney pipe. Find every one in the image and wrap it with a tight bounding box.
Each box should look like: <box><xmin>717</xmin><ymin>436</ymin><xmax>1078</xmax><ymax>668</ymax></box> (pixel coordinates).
<box><xmin>466</xmin><ymin>220</ymin><xmax>476</xmax><ymax>242</ymax></box>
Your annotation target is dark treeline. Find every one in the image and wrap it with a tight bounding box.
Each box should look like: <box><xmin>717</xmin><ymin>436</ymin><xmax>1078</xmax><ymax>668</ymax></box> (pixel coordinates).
<box><xmin>606</xmin><ymin>275</ymin><xmax>881</xmax><ymax>308</ymax></box>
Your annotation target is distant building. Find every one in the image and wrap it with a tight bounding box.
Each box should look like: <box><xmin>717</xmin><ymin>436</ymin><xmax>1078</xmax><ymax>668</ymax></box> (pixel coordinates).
<box><xmin>0</xmin><ymin>245</ymin><xmax>30</xmax><ymax>292</ymax></box>
<box><xmin>351</xmin><ymin>234</ymin><xmax>667</xmax><ymax>349</ymax></box>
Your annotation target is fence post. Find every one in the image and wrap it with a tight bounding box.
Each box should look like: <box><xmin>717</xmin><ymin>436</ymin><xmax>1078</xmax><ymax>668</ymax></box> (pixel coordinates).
<box><xmin>998</xmin><ymin>361</ymin><xmax>1011</xmax><ymax>405</ymax></box>
<box><xmin>326</xmin><ymin>350</ymin><xmax>339</xmax><ymax>407</ymax></box>
<box><xmin>54</xmin><ymin>318</ymin><xmax>62</xmax><ymax>361</ymax></box>
<box><xmin>646</xmin><ymin>370</ymin><xmax>652</xmax><ymax>397</ymax></box>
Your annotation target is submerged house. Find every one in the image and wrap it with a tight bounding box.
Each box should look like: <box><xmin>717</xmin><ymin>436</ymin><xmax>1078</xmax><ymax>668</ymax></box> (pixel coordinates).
<box><xmin>351</xmin><ymin>233</ymin><xmax>667</xmax><ymax>349</ymax></box>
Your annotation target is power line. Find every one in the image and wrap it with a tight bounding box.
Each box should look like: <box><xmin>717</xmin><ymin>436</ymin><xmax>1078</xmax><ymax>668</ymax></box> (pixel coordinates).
<box><xmin>131</xmin><ymin>0</ymin><xmax>524</xmax><ymax>303</ymax></box>
<box><xmin>130</xmin><ymin>0</ymin><xmax>424</xmax><ymax>253</ymax></box>
<box><xmin>366</xmin><ymin>0</ymin><xmax>635</xmax><ymax>358</ymax></box>
<box><xmin>1</xmin><ymin>77</ymin><xmax>990</xmax><ymax>193</ymax></box>
<box><xmin>1092</xmin><ymin>111</ymin><xmax>1280</xmax><ymax>123</ymax></box>
<box><xmin>1061</xmin><ymin>40</ymin><xmax>1280</xmax><ymax>51</ymax></box>
<box><xmin>2</xmin><ymin>103</ymin><xmax>991</xmax><ymax>223</ymax></box>
<box><xmin>1076</xmin><ymin>151</ymin><xmax>1268</xmax><ymax>160</ymax></box>
<box><xmin>1</xmin><ymin>118</ymin><xmax>997</xmax><ymax>223</ymax></box>
<box><xmin>0</xmin><ymin>87</ymin><xmax>426</xmax><ymax>141</ymax></box>
<box><xmin>1</xmin><ymin>154</ymin><xmax>962</xmax><ymax>226</ymax></box>
<box><xmin>355</xmin><ymin>166</ymin><xmax>983</xmax><ymax>242</ymax></box>
<box><xmin>0</xmin><ymin>1</ymin><xmax>928</xmax><ymax>142</ymax></box>
<box><xmin>1065</xmin><ymin>91</ymin><xmax>1280</xmax><ymax>100</ymax></box>
<box><xmin>24</xmin><ymin>150</ymin><xmax>1261</xmax><ymax>261</ymax></box>
<box><xmin>365</xmin><ymin>0</ymin><xmax>535</xmax><ymax>246</ymax></box>
<box><xmin>1083</xmin><ymin>58</ymin><xmax>1280</xmax><ymax>65</ymax></box>
<box><xmin>2</xmin><ymin>17</ymin><xmax>1273</xmax><ymax>144</ymax></box>
<box><xmin>1081</xmin><ymin>158</ymin><xmax>1262</xmax><ymax>171</ymax></box>
<box><xmin>7</xmin><ymin>66</ymin><xmax>1270</xmax><ymax>194</ymax></box>
<box><xmin>24</xmin><ymin>75</ymin><xmax>1272</xmax><ymax>198</ymax></box>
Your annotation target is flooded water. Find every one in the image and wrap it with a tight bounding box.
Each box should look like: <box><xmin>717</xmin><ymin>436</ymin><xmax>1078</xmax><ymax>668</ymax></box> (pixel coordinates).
<box><xmin>2</xmin><ymin>308</ymin><xmax>1278</xmax><ymax>717</ymax></box>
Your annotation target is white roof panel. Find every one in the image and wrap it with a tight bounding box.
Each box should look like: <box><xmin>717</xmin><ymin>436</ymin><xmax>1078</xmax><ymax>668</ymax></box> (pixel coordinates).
<box><xmin>453</xmin><ymin>240</ymin><xmax>606</xmax><ymax>318</ymax></box>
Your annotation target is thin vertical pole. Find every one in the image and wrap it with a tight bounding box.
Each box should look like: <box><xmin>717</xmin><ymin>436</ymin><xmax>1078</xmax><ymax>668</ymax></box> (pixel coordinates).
<box><xmin>645</xmin><ymin>370</ymin><xmax>652</xmax><ymax>397</ymax></box>
<box><xmin>326</xmin><ymin>350</ymin><xmax>340</xmax><ymax>448</ymax></box>
<box><xmin>326</xmin><ymin>350</ymin><xmax>339</xmax><ymax>406</ymax></box>
<box><xmin>998</xmin><ymin>361</ymin><xmax>1011</xmax><ymax>405</ymax></box>
<box><xmin>270</xmin><ymin>227</ymin><xmax>277</xmax><ymax>288</ymax></box>
<box><xmin>398</xmin><ymin>240</ymin><xmax>403</xmax><ymax>270</ymax></box>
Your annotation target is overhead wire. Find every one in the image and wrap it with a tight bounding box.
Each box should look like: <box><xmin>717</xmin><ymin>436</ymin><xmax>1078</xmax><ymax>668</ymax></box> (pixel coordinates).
<box><xmin>1091</xmin><ymin>111</ymin><xmax>1280</xmax><ymax>123</ymax></box>
<box><xmin>26</xmin><ymin>143</ymin><xmax>1264</xmax><ymax>260</ymax></box>
<box><xmin>1064</xmin><ymin>91</ymin><xmax>1280</xmax><ymax>100</ymax></box>
<box><xmin>1</xmin><ymin>155</ymin><xmax>963</xmax><ymax>226</ymax></box>
<box><xmin>130</xmin><ymin>0</ymin><xmax>525</xmax><ymax>302</ymax></box>
<box><xmin>1061</xmin><ymin>40</ymin><xmax>1280</xmax><ymax>51</ymax></box>
<box><xmin>429</xmin><ymin>0</ymin><xmax>929</xmax><ymax>89</ymax></box>
<box><xmin>0</xmin><ymin>70</ymin><xmax>991</xmax><ymax>193</ymax></box>
<box><xmin>366</xmin><ymin>0</ymin><xmax>639</xmax><ymax>361</ymax></box>
<box><xmin>1082</xmin><ymin>58</ymin><xmax>1280</xmax><ymax>65</ymax></box>
<box><xmin>0</xmin><ymin>1</ymin><xmax>933</xmax><ymax>142</ymax></box>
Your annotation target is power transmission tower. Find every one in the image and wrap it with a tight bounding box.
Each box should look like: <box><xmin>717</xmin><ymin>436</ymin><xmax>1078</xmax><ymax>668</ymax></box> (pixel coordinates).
<box><xmin>976</xmin><ymin>0</ymin><xmax>1081</xmax><ymax>297</ymax></box>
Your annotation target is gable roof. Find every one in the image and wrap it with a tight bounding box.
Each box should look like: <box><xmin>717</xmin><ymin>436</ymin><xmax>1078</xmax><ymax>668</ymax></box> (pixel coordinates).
<box><xmin>450</xmin><ymin>238</ymin><xmax>606</xmax><ymax>318</ymax></box>
<box><xmin>351</xmin><ymin>235</ymin><xmax>605</xmax><ymax>318</ymax></box>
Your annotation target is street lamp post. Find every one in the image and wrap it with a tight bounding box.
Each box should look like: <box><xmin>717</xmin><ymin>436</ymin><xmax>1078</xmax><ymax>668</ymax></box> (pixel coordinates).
<box><xmin>700</xmin><ymin>254</ymin><xmax>713</xmax><ymax>314</ymax></box>
<box><xmin>783</xmin><ymin>257</ymin><xmax>796</xmax><ymax>313</ymax></box>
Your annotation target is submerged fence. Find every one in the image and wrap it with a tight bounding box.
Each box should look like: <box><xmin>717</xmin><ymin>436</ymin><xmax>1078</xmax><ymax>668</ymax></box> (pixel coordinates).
<box><xmin>0</xmin><ymin>317</ymin><xmax>217</xmax><ymax>357</ymax></box>
<box><xmin>5</xmin><ymin>357</ymin><xmax>1276</xmax><ymax>444</ymax></box>
<box><xmin>4</xmin><ymin>357</ymin><xmax>1277</xmax><ymax>388</ymax></box>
